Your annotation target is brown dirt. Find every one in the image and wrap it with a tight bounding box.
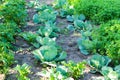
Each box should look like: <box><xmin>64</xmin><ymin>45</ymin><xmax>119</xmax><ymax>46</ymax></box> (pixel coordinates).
<box><xmin>5</xmin><ymin>0</ymin><xmax>104</xmax><ymax>80</ymax></box>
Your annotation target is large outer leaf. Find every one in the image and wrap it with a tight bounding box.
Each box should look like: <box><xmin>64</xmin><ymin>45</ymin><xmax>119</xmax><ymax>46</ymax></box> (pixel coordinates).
<box><xmin>114</xmin><ymin>65</ymin><xmax>120</xmax><ymax>78</ymax></box>
<box><xmin>33</xmin><ymin>14</ymin><xmax>39</xmax><ymax>23</ymax></box>
<box><xmin>36</xmin><ymin>36</ymin><xmax>56</xmax><ymax>46</ymax></box>
<box><xmin>40</xmin><ymin>46</ymin><xmax>58</xmax><ymax>61</ymax></box>
<box><xmin>55</xmin><ymin>51</ymin><xmax>67</xmax><ymax>61</ymax></box>
<box><xmin>77</xmin><ymin>38</ymin><xmax>89</xmax><ymax>55</ymax></box>
<box><xmin>66</xmin><ymin>15</ymin><xmax>74</xmax><ymax>22</ymax></box>
<box><xmin>32</xmin><ymin>49</ymin><xmax>44</xmax><ymax>61</ymax></box>
<box><xmin>88</xmin><ymin>54</ymin><xmax>111</xmax><ymax>71</ymax></box>
<box><xmin>56</xmin><ymin>65</ymin><xmax>68</xmax><ymax>76</ymax></box>
<box><xmin>101</xmin><ymin>66</ymin><xmax>119</xmax><ymax>80</ymax></box>
<box><xmin>43</xmin><ymin>26</ymin><xmax>53</xmax><ymax>37</ymax></box>
<box><xmin>74</xmin><ymin>20</ymin><xmax>85</xmax><ymax>30</ymax></box>
<box><xmin>37</xmin><ymin>26</ymin><xmax>53</xmax><ymax>37</ymax></box>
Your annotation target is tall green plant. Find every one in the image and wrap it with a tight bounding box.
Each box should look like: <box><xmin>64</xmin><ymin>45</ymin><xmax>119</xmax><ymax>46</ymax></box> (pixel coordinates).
<box><xmin>73</xmin><ymin>0</ymin><xmax>120</xmax><ymax>24</ymax></box>
<box><xmin>0</xmin><ymin>0</ymin><xmax>27</xmax><ymax>25</ymax></box>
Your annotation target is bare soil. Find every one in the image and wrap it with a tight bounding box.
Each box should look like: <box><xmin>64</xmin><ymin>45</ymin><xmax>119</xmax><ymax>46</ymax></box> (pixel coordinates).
<box><xmin>5</xmin><ymin>0</ymin><xmax>104</xmax><ymax>80</ymax></box>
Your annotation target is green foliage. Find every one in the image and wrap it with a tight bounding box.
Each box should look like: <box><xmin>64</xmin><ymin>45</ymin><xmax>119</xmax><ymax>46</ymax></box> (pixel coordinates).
<box><xmin>0</xmin><ymin>50</ymin><xmax>14</xmax><ymax>74</ymax></box>
<box><xmin>114</xmin><ymin>65</ymin><xmax>120</xmax><ymax>79</ymax></box>
<box><xmin>0</xmin><ymin>22</ymin><xmax>19</xmax><ymax>74</ymax></box>
<box><xmin>33</xmin><ymin>6</ymin><xmax>56</xmax><ymax>23</ymax></box>
<box><xmin>78</xmin><ymin>20</ymin><xmax>120</xmax><ymax>66</ymax></box>
<box><xmin>0</xmin><ymin>0</ymin><xmax>27</xmax><ymax>75</ymax></box>
<box><xmin>53</xmin><ymin>0</ymin><xmax>74</xmax><ymax>16</ymax></box>
<box><xmin>40</xmin><ymin>61</ymin><xmax>86</xmax><ymax>79</ymax></box>
<box><xmin>53</xmin><ymin>0</ymin><xmax>66</xmax><ymax>9</ymax></box>
<box><xmin>101</xmin><ymin>66</ymin><xmax>119</xmax><ymax>80</ymax></box>
<box><xmin>19</xmin><ymin>32</ymin><xmax>39</xmax><ymax>48</ymax></box>
<box><xmin>91</xmin><ymin>20</ymin><xmax>120</xmax><ymax>65</ymax></box>
<box><xmin>37</xmin><ymin>22</ymin><xmax>59</xmax><ymax>38</ymax></box>
<box><xmin>73</xmin><ymin>0</ymin><xmax>120</xmax><ymax>23</ymax></box>
<box><xmin>88</xmin><ymin>54</ymin><xmax>111</xmax><ymax>73</ymax></box>
<box><xmin>88</xmin><ymin>54</ymin><xmax>120</xmax><ymax>79</ymax></box>
<box><xmin>32</xmin><ymin>45</ymin><xmax>67</xmax><ymax>62</ymax></box>
<box><xmin>40</xmin><ymin>66</ymin><xmax>73</xmax><ymax>80</ymax></box>
<box><xmin>14</xmin><ymin>64</ymin><xmax>31</xmax><ymax>80</ymax></box>
<box><xmin>0</xmin><ymin>22</ymin><xmax>19</xmax><ymax>43</ymax></box>
<box><xmin>63</xmin><ymin>61</ymin><xmax>86</xmax><ymax>79</ymax></box>
<box><xmin>0</xmin><ymin>0</ymin><xmax>27</xmax><ymax>25</ymax></box>
<box><xmin>36</xmin><ymin>36</ymin><xmax>56</xmax><ymax>46</ymax></box>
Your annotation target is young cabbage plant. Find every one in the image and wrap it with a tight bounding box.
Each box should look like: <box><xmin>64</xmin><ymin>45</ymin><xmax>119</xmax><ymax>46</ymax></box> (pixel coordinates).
<box><xmin>19</xmin><ymin>32</ymin><xmax>40</xmax><ymax>48</ymax></box>
<box><xmin>32</xmin><ymin>45</ymin><xmax>67</xmax><ymax>62</ymax></box>
<box><xmin>88</xmin><ymin>54</ymin><xmax>111</xmax><ymax>73</ymax></box>
<box><xmin>40</xmin><ymin>66</ymin><xmax>73</xmax><ymax>80</ymax></box>
<box><xmin>33</xmin><ymin>8</ymin><xmax>56</xmax><ymax>23</ymax></box>
<box><xmin>36</xmin><ymin>36</ymin><xmax>56</xmax><ymax>46</ymax></box>
<box><xmin>101</xmin><ymin>66</ymin><xmax>119</xmax><ymax>80</ymax></box>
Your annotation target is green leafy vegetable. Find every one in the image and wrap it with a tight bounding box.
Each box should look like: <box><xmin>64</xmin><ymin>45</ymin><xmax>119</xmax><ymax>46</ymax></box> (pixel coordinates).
<box><xmin>88</xmin><ymin>54</ymin><xmax>111</xmax><ymax>72</ymax></box>
<box><xmin>101</xmin><ymin>66</ymin><xmax>119</xmax><ymax>80</ymax></box>
<box><xmin>66</xmin><ymin>15</ymin><xmax>74</xmax><ymax>22</ymax></box>
<box><xmin>14</xmin><ymin>64</ymin><xmax>31</xmax><ymax>80</ymax></box>
<box><xmin>32</xmin><ymin>45</ymin><xmax>67</xmax><ymax>62</ymax></box>
<box><xmin>19</xmin><ymin>32</ymin><xmax>39</xmax><ymax>48</ymax></box>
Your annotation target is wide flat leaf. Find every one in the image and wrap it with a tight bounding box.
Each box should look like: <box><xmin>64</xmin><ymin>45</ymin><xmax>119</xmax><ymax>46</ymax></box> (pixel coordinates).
<box><xmin>33</xmin><ymin>14</ymin><xmax>39</xmax><ymax>23</ymax></box>
<box><xmin>55</xmin><ymin>51</ymin><xmax>67</xmax><ymax>61</ymax></box>
<box><xmin>43</xmin><ymin>26</ymin><xmax>53</xmax><ymax>37</ymax></box>
<box><xmin>67</xmin><ymin>25</ymin><xmax>75</xmax><ymax>31</ymax></box>
<box><xmin>74</xmin><ymin>20</ymin><xmax>85</xmax><ymax>29</ymax></box>
<box><xmin>66</xmin><ymin>15</ymin><xmax>74</xmax><ymax>22</ymax></box>
<box><xmin>36</xmin><ymin>36</ymin><xmax>56</xmax><ymax>46</ymax></box>
<box><xmin>88</xmin><ymin>54</ymin><xmax>111</xmax><ymax>71</ymax></box>
<box><xmin>101</xmin><ymin>66</ymin><xmax>119</xmax><ymax>80</ymax></box>
<box><xmin>40</xmin><ymin>46</ymin><xmax>58</xmax><ymax>61</ymax></box>
<box><xmin>56</xmin><ymin>65</ymin><xmax>68</xmax><ymax>76</ymax></box>
<box><xmin>78</xmin><ymin>14</ymin><xmax>86</xmax><ymax>21</ymax></box>
<box><xmin>77</xmin><ymin>38</ymin><xmax>89</xmax><ymax>55</ymax></box>
<box><xmin>114</xmin><ymin>65</ymin><xmax>120</xmax><ymax>78</ymax></box>
<box><xmin>32</xmin><ymin>49</ymin><xmax>44</xmax><ymax>61</ymax></box>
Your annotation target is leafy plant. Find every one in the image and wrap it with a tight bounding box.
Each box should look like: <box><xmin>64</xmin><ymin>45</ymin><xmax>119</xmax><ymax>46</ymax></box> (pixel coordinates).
<box><xmin>114</xmin><ymin>65</ymin><xmax>120</xmax><ymax>79</ymax></box>
<box><xmin>73</xmin><ymin>0</ymin><xmax>120</xmax><ymax>24</ymax></box>
<box><xmin>78</xmin><ymin>20</ymin><xmax>120</xmax><ymax>66</ymax></box>
<box><xmin>14</xmin><ymin>64</ymin><xmax>31</xmax><ymax>80</ymax></box>
<box><xmin>63</xmin><ymin>61</ymin><xmax>86</xmax><ymax>79</ymax></box>
<box><xmin>0</xmin><ymin>22</ymin><xmax>19</xmax><ymax>43</ymax></box>
<box><xmin>101</xmin><ymin>66</ymin><xmax>119</xmax><ymax>80</ymax></box>
<box><xmin>88</xmin><ymin>54</ymin><xmax>111</xmax><ymax>73</ymax></box>
<box><xmin>53</xmin><ymin>0</ymin><xmax>67</xmax><ymax>9</ymax></box>
<box><xmin>53</xmin><ymin>0</ymin><xmax>74</xmax><ymax>15</ymax></box>
<box><xmin>37</xmin><ymin>22</ymin><xmax>59</xmax><ymax>38</ymax></box>
<box><xmin>40</xmin><ymin>61</ymin><xmax>86</xmax><ymax>80</ymax></box>
<box><xmin>32</xmin><ymin>45</ymin><xmax>67</xmax><ymax>62</ymax></box>
<box><xmin>36</xmin><ymin>36</ymin><xmax>56</xmax><ymax>46</ymax></box>
<box><xmin>0</xmin><ymin>0</ymin><xmax>27</xmax><ymax>25</ymax></box>
<box><xmin>66</xmin><ymin>15</ymin><xmax>74</xmax><ymax>22</ymax></box>
<box><xmin>33</xmin><ymin>7</ymin><xmax>56</xmax><ymax>23</ymax></box>
<box><xmin>91</xmin><ymin>20</ymin><xmax>120</xmax><ymax>65</ymax></box>
<box><xmin>0</xmin><ymin>50</ymin><xmax>14</xmax><ymax>74</ymax></box>
<box><xmin>40</xmin><ymin>66</ymin><xmax>73</xmax><ymax>80</ymax></box>
<box><xmin>77</xmin><ymin>38</ymin><xmax>93</xmax><ymax>55</ymax></box>
<box><xmin>19</xmin><ymin>32</ymin><xmax>39</xmax><ymax>48</ymax></box>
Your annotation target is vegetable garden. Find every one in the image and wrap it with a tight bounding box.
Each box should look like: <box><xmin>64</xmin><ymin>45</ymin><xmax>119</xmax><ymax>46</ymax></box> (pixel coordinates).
<box><xmin>0</xmin><ymin>0</ymin><xmax>120</xmax><ymax>80</ymax></box>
